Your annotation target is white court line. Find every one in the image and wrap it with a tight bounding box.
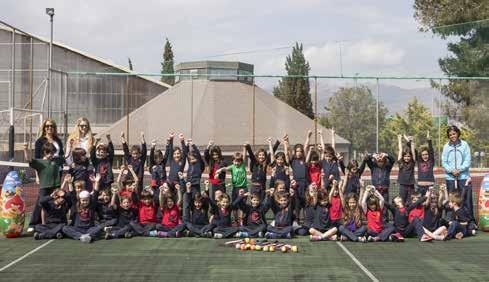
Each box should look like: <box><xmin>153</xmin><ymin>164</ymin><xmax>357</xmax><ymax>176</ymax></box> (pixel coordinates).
<box><xmin>0</xmin><ymin>239</ymin><xmax>54</xmax><ymax>272</ymax></box>
<box><xmin>336</xmin><ymin>241</ymin><xmax>379</xmax><ymax>282</ymax></box>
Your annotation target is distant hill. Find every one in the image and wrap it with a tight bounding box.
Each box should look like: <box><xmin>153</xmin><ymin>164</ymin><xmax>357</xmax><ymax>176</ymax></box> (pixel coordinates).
<box><xmin>262</xmin><ymin>81</ymin><xmax>441</xmax><ymax>115</ymax></box>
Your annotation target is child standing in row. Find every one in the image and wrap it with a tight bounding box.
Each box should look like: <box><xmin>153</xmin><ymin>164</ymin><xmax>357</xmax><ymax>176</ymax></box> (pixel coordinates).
<box><xmin>215</xmin><ymin>145</ymin><xmax>247</xmax><ymax>226</ymax></box>
<box><xmin>398</xmin><ymin>134</ymin><xmax>416</xmax><ymax>204</ymax></box>
<box><xmin>416</xmin><ymin>132</ymin><xmax>435</xmax><ymax>195</ymax></box>
<box><xmin>25</xmin><ymin>142</ymin><xmax>65</xmax><ymax>233</ymax></box>
<box><xmin>90</xmin><ymin>134</ymin><xmax>114</xmax><ymax>191</ymax></box>
<box><xmin>205</xmin><ymin>140</ymin><xmax>226</xmax><ymax>200</ymax></box>
<box><xmin>121</xmin><ymin>131</ymin><xmax>146</xmax><ymax>194</ymax></box>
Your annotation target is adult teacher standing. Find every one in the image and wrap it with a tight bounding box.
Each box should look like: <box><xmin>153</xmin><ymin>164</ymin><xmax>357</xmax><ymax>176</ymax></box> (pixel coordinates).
<box><xmin>441</xmin><ymin>125</ymin><xmax>475</xmax><ymax>224</ymax></box>
<box><xmin>65</xmin><ymin>117</ymin><xmax>95</xmax><ymax>165</ymax></box>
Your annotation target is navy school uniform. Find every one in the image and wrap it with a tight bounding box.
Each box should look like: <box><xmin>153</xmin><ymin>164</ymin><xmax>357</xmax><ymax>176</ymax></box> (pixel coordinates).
<box><xmin>414</xmin><ymin>140</ymin><xmax>435</xmax><ymax>194</ymax></box>
<box><xmin>166</xmin><ymin>138</ymin><xmax>188</xmax><ymax>187</ymax></box>
<box><xmin>183</xmin><ymin>192</ymin><xmax>213</xmax><ymax>236</ymax></box>
<box><xmin>245</xmin><ymin>141</ymin><xmax>280</xmax><ymax>199</ymax></box>
<box><xmin>208</xmin><ymin>196</ymin><xmax>240</xmax><ymax>238</ymax></box>
<box><xmin>109</xmin><ymin>205</ymin><xmax>139</xmax><ymax>238</ymax></box>
<box><xmin>69</xmin><ymin>162</ymin><xmax>94</xmax><ymax>191</ymax></box>
<box><xmin>267</xmin><ymin>195</ymin><xmax>295</xmax><ymax>237</ymax></box>
<box><xmin>96</xmin><ymin>200</ymin><xmax>118</xmax><ymax>227</ymax></box>
<box><xmin>397</xmin><ymin>157</ymin><xmax>416</xmax><ymax>205</ymax></box>
<box><xmin>321</xmin><ymin>159</ymin><xmax>341</xmax><ymax>189</ymax></box>
<box><xmin>35</xmin><ymin>192</ymin><xmax>72</xmax><ymax>239</ymax></box>
<box><xmin>386</xmin><ymin>196</ymin><xmax>426</xmax><ymax>239</ymax></box>
<box><xmin>269</xmin><ymin>164</ymin><xmax>291</xmax><ymax>190</ymax></box>
<box><xmin>236</xmin><ymin>195</ymin><xmax>270</xmax><ymax>237</ymax></box>
<box><xmin>149</xmin><ymin>145</ymin><xmax>168</xmax><ymax>188</ymax></box>
<box><xmin>365</xmin><ymin>154</ymin><xmax>395</xmax><ymax>221</ymax></box>
<box><xmin>122</xmin><ymin>141</ymin><xmax>147</xmax><ymax>194</ymax></box>
<box><xmin>187</xmin><ymin>144</ymin><xmax>205</xmax><ymax>194</ymax></box>
<box><xmin>447</xmin><ymin>206</ymin><xmax>471</xmax><ymax>239</ymax></box>
<box><xmin>296</xmin><ymin>203</ymin><xmax>333</xmax><ymax>235</ymax></box>
<box><xmin>204</xmin><ymin>147</ymin><xmax>227</xmax><ymax>201</ymax></box>
<box><xmin>90</xmin><ymin>141</ymin><xmax>114</xmax><ymax>190</ymax></box>
<box><xmin>62</xmin><ymin>190</ymin><xmax>104</xmax><ymax>240</ymax></box>
<box><xmin>291</xmin><ymin>157</ymin><xmax>308</xmax><ymax>206</ymax></box>
<box><xmin>422</xmin><ymin>204</ymin><xmax>444</xmax><ymax>232</ymax></box>
<box><xmin>339</xmin><ymin>159</ymin><xmax>367</xmax><ymax>196</ymax></box>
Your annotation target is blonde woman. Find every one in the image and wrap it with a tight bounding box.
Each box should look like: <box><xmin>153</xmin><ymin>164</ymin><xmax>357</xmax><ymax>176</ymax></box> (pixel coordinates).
<box><xmin>65</xmin><ymin>117</ymin><xmax>95</xmax><ymax>165</ymax></box>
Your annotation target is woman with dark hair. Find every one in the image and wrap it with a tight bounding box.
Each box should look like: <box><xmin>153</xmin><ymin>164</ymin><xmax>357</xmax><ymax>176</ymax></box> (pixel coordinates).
<box><xmin>28</xmin><ymin>119</ymin><xmax>65</xmax><ymax>233</ymax></box>
<box><xmin>441</xmin><ymin>125</ymin><xmax>475</xmax><ymax>224</ymax></box>
<box><xmin>34</xmin><ymin>118</ymin><xmax>64</xmax><ymax>159</ymax></box>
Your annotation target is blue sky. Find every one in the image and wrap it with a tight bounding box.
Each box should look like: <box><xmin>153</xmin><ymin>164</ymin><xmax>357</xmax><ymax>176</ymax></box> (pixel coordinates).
<box><xmin>1</xmin><ymin>0</ymin><xmax>451</xmax><ymax>87</ymax></box>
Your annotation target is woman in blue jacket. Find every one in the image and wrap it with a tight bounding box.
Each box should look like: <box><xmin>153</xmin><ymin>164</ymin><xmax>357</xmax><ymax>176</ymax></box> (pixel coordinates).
<box><xmin>441</xmin><ymin>125</ymin><xmax>475</xmax><ymax>223</ymax></box>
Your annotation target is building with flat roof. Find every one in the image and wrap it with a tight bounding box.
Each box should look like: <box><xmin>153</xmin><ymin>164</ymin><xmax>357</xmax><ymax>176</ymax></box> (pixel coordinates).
<box><xmin>103</xmin><ymin>61</ymin><xmax>350</xmax><ymax>159</ymax></box>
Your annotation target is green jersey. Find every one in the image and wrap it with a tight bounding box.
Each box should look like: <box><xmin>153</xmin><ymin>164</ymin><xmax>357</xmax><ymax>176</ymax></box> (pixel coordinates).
<box><xmin>229</xmin><ymin>163</ymin><xmax>247</xmax><ymax>188</ymax></box>
<box><xmin>29</xmin><ymin>158</ymin><xmax>64</xmax><ymax>189</ymax></box>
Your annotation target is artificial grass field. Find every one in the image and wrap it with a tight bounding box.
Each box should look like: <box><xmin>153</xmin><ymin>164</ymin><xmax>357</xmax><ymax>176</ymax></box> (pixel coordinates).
<box><xmin>1</xmin><ymin>233</ymin><xmax>488</xmax><ymax>281</ymax></box>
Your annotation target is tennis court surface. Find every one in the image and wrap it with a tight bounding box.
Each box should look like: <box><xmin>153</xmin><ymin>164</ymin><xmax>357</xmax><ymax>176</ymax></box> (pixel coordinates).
<box><xmin>1</xmin><ymin>233</ymin><xmax>488</xmax><ymax>281</ymax></box>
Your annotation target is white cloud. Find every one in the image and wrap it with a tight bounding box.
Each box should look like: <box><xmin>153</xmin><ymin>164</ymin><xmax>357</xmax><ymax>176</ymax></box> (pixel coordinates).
<box><xmin>345</xmin><ymin>40</ymin><xmax>405</xmax><ymax>65</ymax></box>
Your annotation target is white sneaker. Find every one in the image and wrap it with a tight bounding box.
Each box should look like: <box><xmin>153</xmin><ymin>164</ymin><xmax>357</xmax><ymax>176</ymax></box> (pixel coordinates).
<box><xmin>80</xmin><ymin>234</ymin><xmax>92</xmax><ymax>243</ymax></box>
<box><xmin>27</xmin><ymin>227</ymin><xmax>35</xmax><ymax>234</ymax></box>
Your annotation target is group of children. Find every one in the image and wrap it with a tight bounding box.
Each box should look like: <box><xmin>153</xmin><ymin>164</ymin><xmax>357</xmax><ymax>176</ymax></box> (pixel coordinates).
<box><xmin>24</xmin><ymin>129</ymin><xmax>477</xmax><ymax>243</ymax></box>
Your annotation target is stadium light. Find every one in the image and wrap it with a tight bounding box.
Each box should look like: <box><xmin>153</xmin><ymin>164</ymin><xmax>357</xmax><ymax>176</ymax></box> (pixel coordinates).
<box><xmin>46</xmin><ymin>8</ymin><xmax>54</xmax><ymax>117</ymax></box>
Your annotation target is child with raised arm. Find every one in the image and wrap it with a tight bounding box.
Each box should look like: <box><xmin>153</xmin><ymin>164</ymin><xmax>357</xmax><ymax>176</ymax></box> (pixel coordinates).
<box><xmin>62</xmin><ymin>175</ymin><xmax>104</xmax><ymax>243</ymax></box>
<box><xmin>24</xmin><ymin>142</ymin><xmax>65</xmax><ymax>233</ymax></box>
<box><xmin>149</xmin><ymin>138</ymin><xmax>168</xmax><ymax>192</ymax></box>
<box><xmin>361</xmin><ymin>185</ymin><xmax>395</xmax><ymax>242</ymax></box>
<box><xmin>308</xmin><ymin>190</ymin><xmax>338</xmax><ymax>241</ymax></box>
<box><xmin>269</xmin><ymin>136</ymin><xmax>292</xmax><ymax>190</ymax></box>
<box><xmin>208</xmin><ymin>192</ymin><xmax>240</xmax><ymax>239</ymax></box>
<box><xmin>128</xmin><ymin>188</ymin><xmax>157</xmax><ymax>237</ymax></box>
<box><xmin>183</xmin><ymin>182</ymin><xmax>213</xmax><ymax>237</ymax></box>
<box><xmin>96</xmin><ymin>185</ymin><xmax>118</xmax><ymax>229</ymax></box>
<box><xmin>340</xmin><ymin>159</ymin><xmax>366</xmax><ymax>196</ymax></box>
<box><xmin>338</xmin><ymin>189</ymin><xmax>367</xmax><ymax>242</ymax></box>
<box><xmin>419</xmin><ymin>185</ymin><xmax>449</xmax><ymax>241</ymax></box>
<box><xmin>204</xmin><ymin>140</ymin><xmax>227</xmax><ymax>200</ymax></box>
<box><xmin>166</xmin><ymin>133</ymin><xmax>188</xmax><ymax>189</ymax></box>
<box><xmin>215</xmin><ymin>144</ymin><xmax>248</xmax><ymax>225</ymax></box>
<box><xmin>33</xmin><ymin>175</ymin><xmax>73</xmax><ymax>240</ymax></box>
<box><xmin>90</xmin><ymin>134</ymin><xmax>114</xmax><ymax>191</ymax></box>
<box><xmin>398</xmin><ymin>134</ymin><xmax>416</xmax><ymax>204</ymax></box>
<box><xmin>235</xmin><ymin>190</ymin><xmax>269</xmax><ymax>238</ymax></box>
<box><xmin>105</xmin><ymin>184</ymin><xmax>138</xmax><ymax>240</ymax></box>
<box><xmin>186</xmin><ymin>139</ymin><xmax>205</xmax><ymax>197</ymax></box>
<box><xmin>387</xmin><ymin>192</ymin><xmax>431</xmax><ymax>242</ymax></box>
<box><xmin>319</xmin><ymin>129</ymin><xmax>341</xmax><ymax>189</ymax></box>
<box><xmin>285</xmin><ymin>131</ymin><xmax>310</xmax><ymax>220</ymax></box>
<box><xmin>265</xmin><ymin>189</ymin><xmax>296</xmax><ymax>239</ymax></box>
<box><xmin>329</xmin><ymin>180</ymin><xmax>344</xmax><ymax>227</ymax></box>
<box><xmin>117</xmin><ymin>165</ymin><xmax>139</xmax><ymax>209</ymax></box>
<box><xmin>153</xmin><ymin>185</ymin><xmax>185</xmax><ymax>238</ymax></box>
<box><xmin>121</xmin><ymin>131</ymin><xmax>147</xmax><ymax>194</ymax></box>
<box><xmin>416</xmin><ymin>131</ymin><xmax>435</xmax><ymax>195</ymax></box>
<box><xmin>245</xmin><ymin>139</ymin><xmax>280</xmax><ymax>200</ymax></box>
<box><xmin>365</xmin><ymin>151</ymin><xmax>395</xmax><ymax>222</ymax></box>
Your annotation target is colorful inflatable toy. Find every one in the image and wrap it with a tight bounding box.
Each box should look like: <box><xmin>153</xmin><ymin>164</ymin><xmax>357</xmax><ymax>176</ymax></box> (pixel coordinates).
<box><xmin>0</xmin><ymin>171</ymin><xmax>25</xmax><ymax>238</ymax></box>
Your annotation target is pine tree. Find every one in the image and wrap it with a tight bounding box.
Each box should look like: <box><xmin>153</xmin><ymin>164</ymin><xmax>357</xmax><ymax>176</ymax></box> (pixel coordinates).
<box><xmin>274</xmin><ymin>42</ymin><xmax>314</xmax><ymax>118</ymax></box>
<box><xmin>161</xmin><ymin>38</ymin><xmax>175</xmax><ymax>85</ymax></box>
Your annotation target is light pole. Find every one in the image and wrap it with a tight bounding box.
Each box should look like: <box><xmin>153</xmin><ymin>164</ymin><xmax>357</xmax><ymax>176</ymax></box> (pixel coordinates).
<box><xmin>46</xmin><ymin>8</ymin><xmax>54</xmax><ymax>118</ymax></box>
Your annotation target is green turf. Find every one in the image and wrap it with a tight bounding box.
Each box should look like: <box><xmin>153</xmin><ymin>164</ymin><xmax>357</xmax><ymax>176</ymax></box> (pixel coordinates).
<box><xmin>1</xmin><ymin>234</ymin><xmax>489</xmax><ymax>281</ymax></box>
